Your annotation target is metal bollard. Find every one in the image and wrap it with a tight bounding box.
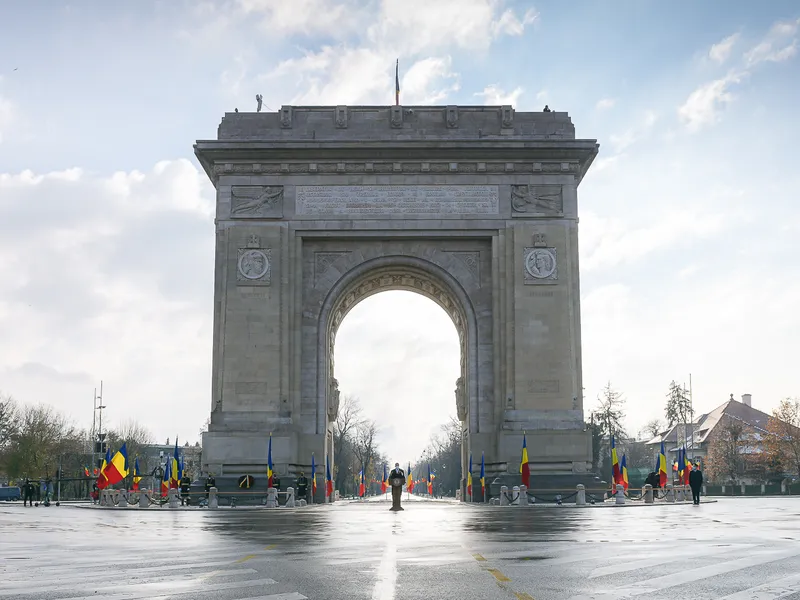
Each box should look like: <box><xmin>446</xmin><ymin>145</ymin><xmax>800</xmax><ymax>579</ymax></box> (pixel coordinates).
<box><xmin>511</xmin><ymin>486</ymin><xmax>520</xmax><ymax>506</ymax></box>
<box><xmin>615</xmin><ymin>484</ymin><xmax>625</xmax><ymax>505</ymax></box>
<box><xmin>286</xmin><ymin>487</ymin><xmax>295</xmax><ymax>508</ymax></box>
<box><xmin>500</xmin><ymin>485</ymin><xmax>509</xmax><ymax>506</ymax></box>
<box><xmin>266</xmin><ymin>487</ymin><xmax>278</xmax><ymax>508</ymax></box>
<box><xmin>576</xmin><ymin>484</ymin><xmax>586</xmax><ymax>506</ymax></box>
<box><xmin>139</xmin><ymin>489</ymin><xmax>149</xmax><ymax>508</ymax></box>
<box><xmin>519</xmin><ymin>485</ymin><xmax>528</xmax><ymax>506</ymax></box>
<box><xmin>208</xmin><ymin>486</ymin><xmax>219</xmax><ymax>509</ymax></box>
<box><xmin>665</xmin><ymin>484</ymin><xmax>675</xmax><ymax>503</ymax></box>
<box><xmin>643</xmin><ymin>484</ymin><xmax>654</xmax><ymax>504</ymax></box>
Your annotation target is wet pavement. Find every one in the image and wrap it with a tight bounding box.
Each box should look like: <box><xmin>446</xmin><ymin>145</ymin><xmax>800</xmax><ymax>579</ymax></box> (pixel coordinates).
<box><xmin>2</xmin><ymin>496</ymin><xmax>800</xmax><ymax>600</ymax></box>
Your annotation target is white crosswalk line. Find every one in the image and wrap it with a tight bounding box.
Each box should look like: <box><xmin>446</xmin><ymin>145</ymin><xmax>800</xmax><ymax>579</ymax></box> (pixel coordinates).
<box><xmin>1</xmin><ymin>558</ymin><xmax>258</xmax><ymax>583</ymax></box>
<box><xmin>589</xmin><ymin>543</ymin><xmax>755</xmax><ymax>578</ymax></box>
<box><xmin>245</xmin><ymin>595</ymin><xmax>308</xmax><ymax>600</ymax></box>
<box><xmin>716</xmin><ymin>572</ymin><xmax>800</xmax><ymax>599</ymax></box>
<box><xmin>0</xmin><ymin>567</ymin><xmax>258</xmax><ymax>596</ymax></box>
<box><xmin>48</xmin><ymin>577</ymin><xmax>278</xmax><ymax>600</ymax></box>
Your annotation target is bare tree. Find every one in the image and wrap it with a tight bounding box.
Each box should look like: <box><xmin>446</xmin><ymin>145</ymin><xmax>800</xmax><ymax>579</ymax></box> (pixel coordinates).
<box><xmin>0</xmin><ymin>392</ymin><xmax>17</xmax><ymax>451</ymax></box>
<box><xmin>589</xmin><ymin>382</ymin><xmax>627</xmax><ymax>480</ymax></box>
<box><xmin>640</xmin><ymin>418</ymin><xmax>664</xmax><ymax>441</ymax></box>
<box><xmin>107</xmin><ymin>418</ymin><xmax>154</xmax><ymax>470</ymax></box>
<box><xmin>764</xmin><ymin>398</ymin><xmax>800</xmax><ymax>479</ymax></box>
<box><xmin>353</xmin><ymin>420</ymin><xmax>379</xmax><ymax>485</ymax></box>
<box><xmin>705</xmin><ymin>416</ymin><xmax>747</xmax><ymax>483</ymax></box>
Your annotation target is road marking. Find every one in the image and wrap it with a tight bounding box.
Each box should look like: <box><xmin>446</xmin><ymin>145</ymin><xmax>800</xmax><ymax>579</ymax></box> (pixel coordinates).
<box><xmin>0</xmin><ymin>569</ymin><xmax>258</xmax><ymax>596</ymax></box>
<box><xmin>473</xmin><ymin>553</ymin><xmax>487</xmax><ymax>561</ymax></box>
<box><xmin>245</xmin><ymin>595</ymin><xmax>308</xmax><ymax>600</ymax></box>
<box><xmin>488</xmin><ymin>568</ymin><xmax>511</xmax><ymax>582</ymax></box>
<box><xmin>371</xmin><ymin>538</ymin><xmax>397</xmax><ymax>600</ymax></box>
<box><xmin>589</xmin><ymin>543</ymin><xmax>754</xmax><ymax>578</ymax></box>
<box><xmin>49</xmin><ymin>577</ymin><xmax>278</xmax><ymax>600</ymax></box>
<box><xmin>265</xmin><ymin>544</ymin><xmax>278</xmax><ymax>550</ymax></box>
<box><xmin>514</xmin><ymin>593</ymin><xmax>536</xmax><ymax>600</ymax></box>
<box><xmin>717</xmin><ymin>572</ymin><xmax>800</xmax><ymax>599</ymax></box>
<box><xmin>236</xmin><ymin>554</ymin><xmax>258</xmax><ymax>563</ymax></box>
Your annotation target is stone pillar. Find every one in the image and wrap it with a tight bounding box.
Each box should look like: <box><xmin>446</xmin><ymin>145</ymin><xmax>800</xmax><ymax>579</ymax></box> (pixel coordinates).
<box><xmin>576</xmin><ymin>484</ymin><xmax>586</xmax><ymax>506</ymax></box>
<box><xmin>500</xmin><ymin>485</ymin><xmax>509</xmax><ymax>506</ymax></box>
<box><xmin>615</xmin><ymin>484</ymin><xmax>625</xmax><ymax>505</ymax></box>
<box><xmin>665</xmin><ymin>484</ymin><xmax>674</xmax><ymax>503</ymax></box>
<box><xmin>139</xmin><ymin>490</ymin><xmax>149</xmax><ymax>508</ymax></box>
<box><xmin>761</xmin><ymin>483</ymin><xmax>766</xmax><ymax>495</ymax></box>
<box><xmin>511</xmin><ymin>485</ymin><xmax>520</xmax><ymax>505</ymax></box>
<box><xmin>100</xmin><ymin>489</ymin><xmax>110</xmax><ymax>506</ymax></box>
<box><xmin>168</xmin><ymin>488</ymin><xmax>180</xmax><ymax>508</ymax></box>
<box><xmin>519</xmin><ymin>485</ymin><xmax>528</xmax><ymax>506</ymax></box>
<box><xmin>721</xmin><ymin>485</ymin><xmax>726</xmax><ymax>494</ymax></box>
<box><xmin>118</xmin><ymin>490</ymin><xmax>129</xmax><ymax>507</ymax></box>
<box><xmin>286</xmin><ymin>487</ymin><xmax>295</xmax><ymax>508</ymax></box>
<box><xmin>643</xmin><ymin>484</ymin><xmax>654</xmax><ymax>504</ymax></box>
<box><xmin>208</xmin><ymin>486</ymin><xmax>219</xmax><ymax>509</ymax></box>
<box><xmin>782</xmin><ymin>479</ymin><xmax>788</xmax><ymax>494</ymax></box>
<box><xmin>741</xmin><ymin>482</ymin><xmax>746</xmax><ymax>495</ymax></box>
<box><xmin>676</xmin><ymin>486</ymin><xmax>685</xmax><ymax>502</ymax></box>
<box><xmin>266</xmin><ymin>487</ymin><xmax>278</xmax><ymax>508</ymax></box>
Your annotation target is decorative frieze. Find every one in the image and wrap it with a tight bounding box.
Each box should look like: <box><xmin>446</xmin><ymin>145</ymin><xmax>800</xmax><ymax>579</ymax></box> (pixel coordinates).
<box><xmin>511</xmin><ymin>185</ymin><xmax>563</xmax><ymax>216</ymax></box>
<box><xmin>230</xmin><ymin>186</ymin><xmax>284</xmax><ymax>218</ymax></box>
<box><xmin>214</xmin><ymin>162</ymin><xmax>579</xmax><ymax>176</ymax></box>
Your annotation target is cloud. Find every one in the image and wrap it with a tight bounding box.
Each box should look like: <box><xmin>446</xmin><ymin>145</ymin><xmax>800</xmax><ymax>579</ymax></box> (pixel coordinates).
<box><xmin>608</xmin><ymin>110</ymin><xmax>657</xmax><ymax>152</ymax></box>
<box><xmin>595</xmin><ymin>98</ymin><xmax>616</xmax><ymax>111</ymax></box>
<box><xmin>680</xmin><ymin>18</ymin><xmax>798</xmax><ymax>131</ymax></box>
<box><xmin>678</xmin><ymin>70</ymin><xmax>746</xmax><ymax>132</ymax></box>
<box><xmin>474</xmin><ymin>84</ymin><xmax>523</xmax><ymax>106</ymax></box>
<box><xmin>402</xmin><ymin>56</ymin><xmax>460</xmax><ymax>104</ymax></box>
<box><xmin>0</xmin><ymin>93</ymin><xmax>13</xmax><ymax>144</ymax></box>
<box><xmin>0</xmin><ymin>160</ymin><xmax>215</xmax><ymax>437</ymax></box>
<box><xmin>709</xmin><ymin>33</ymin><xmax>740</xmax><ymax>64</ymax></box>
<box><xmin>744</xmin><ymin>18</ymin><xmax>799</xmax><ymax>66</ymax></box>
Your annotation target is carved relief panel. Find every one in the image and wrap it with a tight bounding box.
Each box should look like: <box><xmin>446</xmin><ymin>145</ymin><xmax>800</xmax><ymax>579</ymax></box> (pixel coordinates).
<box><xmin>230</xmin><ymin>186</ymin><xmax>284</xmax><ymax>219</ymax></box>
<box><xmin>236</xmin><ymin>234</ymin><xmax>272</xmax><ymax>286</ymax></box>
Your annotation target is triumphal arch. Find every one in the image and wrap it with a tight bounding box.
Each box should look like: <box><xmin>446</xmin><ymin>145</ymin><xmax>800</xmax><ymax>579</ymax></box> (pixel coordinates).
<box><xmin>194</xmin><ymin>105</ymin><xmax>598</xmax><ymax>497</ymax></box>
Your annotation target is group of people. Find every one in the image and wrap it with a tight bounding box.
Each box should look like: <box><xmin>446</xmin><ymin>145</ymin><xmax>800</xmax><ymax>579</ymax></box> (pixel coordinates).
<box><xmin>643</xmin><ymin>464</ymin><xmax>704</xmax><ymax>505</ymax></box>
<box><xmin>21</xmin><ymin>478</ymin><xmax>53</xmax><ymax>507</ymax></box>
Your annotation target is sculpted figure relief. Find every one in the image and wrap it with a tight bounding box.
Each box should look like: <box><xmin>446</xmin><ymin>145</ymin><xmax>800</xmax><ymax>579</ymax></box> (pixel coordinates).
<box><xmin>455</xmin><ymin>376</ymin><xmax>466</xmax><ymax>422</ymax></box>
<box><xmin>511</xmin><ymin>185</ymin><xmax>562</xmax><ymax>214</ymax></box>
<box><xmin>328</xmin><ymin>377</ymin><xmax>341</xmax><ymax>420</ymax></box>
<box><xmin>238</xmin><ymin>250</ymin><xmax>270</xmax><ymax>280</ymax></box>
<box><xmin>231</xmin><ymin>186</ymin><xmax>283</xmax><ymax>216</ymax></box>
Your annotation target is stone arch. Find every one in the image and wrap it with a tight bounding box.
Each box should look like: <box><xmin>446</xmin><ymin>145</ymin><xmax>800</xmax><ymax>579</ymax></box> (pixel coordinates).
<box><xmin>315</xmin><ymin>255</ymin><xmax>480</xmax><ymax>437</ymax></box>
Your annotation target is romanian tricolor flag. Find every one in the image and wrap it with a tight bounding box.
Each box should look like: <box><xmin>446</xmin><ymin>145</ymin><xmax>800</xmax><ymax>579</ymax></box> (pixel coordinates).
<box><xmin>611</xmin><ymin>435</ymin><xmax>621</xmax><ymax>485</ymax></box>
<box><xmin>104</xmin><ymin>443</ymin><xmax>129</xmax><ymax>487</ymax></box>
<box><xmin>325</xmin><ymin>455</ymin><xmax>333</xmax><ymax>499</ymax></box>
<box><xmin>683</xmin><ymin>446</ymin><xmax>692</xmax><ymax>485</ymax></box>
<box><xmin>407</xmin><ymin>463</ymin><xmax>414</xmax><ymax>493</ymax></box>
<box><xmin>427</xmin><ymin>464</ymin><xmax>433</xmax><ymax>496</ymax></box>
<box><xmin>395</xmin><ymin>59</ymin><xmax>400</xmax><ymax>105</ymax></box>
<box><xmin>311</xmin><ymin>453</ymin><xmax>317</xmax><ymax>496</ymax></box>
<box><xmin>161</xmin><ymin>459</ymin><xmax>171</xmax><ymax>497</ymax></box>
<box><xmin>170</xmin><ymin>437</ymin><xmax>180</xmax><ymax>489</ymax></box>
<box><xmin>83</xmin><ymin>465</ymin><xmax>90</xmax><ymax>477</ymax></box>
<box><xmin>520</xmin><ymin>433</ymin><xmax>530</xmax><ymax>488</ymax></box>
<box><xmin>358</xmin><ymin>469</ymin><xmax>365</xmax><ymax>497</ymax></box>
<box><xmin>620</xmin><ymin>454</ymin><xmax>629</xmax><ymax>491</ymax></box>
<box><xmin>480</xmin><ymin>452</ymin><xmax>485</xmax><ymax>496</ymax></box>
<box><xmin>658</xmin><ymin>441</ymin><xmax>668</xmax><ymax>488</ymax></box>
<box><xmin>97</xmin><ymin>447</ymin><xmax>111</xmax><ymax>490</ymax></box>
<box><xmin>132</xmin><ymin>457</ymin><xmax>141</xmax><ymax>491</ymax></box>
<box><xmin>381</xmin><ymin>463</ymin><xmax>388</xmax><ymax>494</ymax></box>
<box><xmin>267</xmin><ymin>433</ymin><xmax>274</xmax><ymax>489</ymax></box>
<box><xmin>467</xmin><ymin>453</ymin><xmax>473</xmax><ymax>497</ymax></box>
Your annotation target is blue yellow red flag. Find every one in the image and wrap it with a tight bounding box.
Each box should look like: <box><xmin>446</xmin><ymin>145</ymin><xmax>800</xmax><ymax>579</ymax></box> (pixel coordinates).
<box><xmin>170</xmin><ymin>437</ymin><xmax>180</xmax><ymax>488</ymax></box>
<box><xmin>467</xmin><ymin>452</ymin><xmax>473</xmax><ymax>497</ymax></box>
<box><xmin>658</xmin><ymin>441</ymin><xmax>668</xmax><ymax>487</ymax></box>
<box><xmin>161</xmin><ymin>459</ymin><xmax>171</xmax><ymax>497</ymax></box>
<box><xmin>427</xmin><ymin>464</ymin><xmax>433</xmax><ymax>495</ymax></box>
<box><xmin>395</xmin><ymin>59</ymin><xmax>400</xmax><ymax>105</ymax></box>
<box><xmin>520</xmin><ymin>433</ymin><xmax>530</xmax><ymax>488</ymax></box>
<box><xmin>407</xmin><ymin>462</ymin><xmax>414</xmax><ymax>493</ymax></box>
<box><xmin>104</xmin><ymin>443</ymin><xmax>129</xmax><ymax>486</ymax></box>
<box><xmin>132</xmin><ymin>457</ymin><xmax>141</xmax><ymax>491</ymax></box>
<box><xmin>325</xmin><ymin>455</ymin><xmax>333</xmax><ymax>498</ymax></box>
<box><xmin>311</xmin><ymin>453</ymin><xmax>317</xmax><ymax>496</ymax></box>
<box><xmin>480</xmin><ymin>452</ymin><xmax>485</xmax><ymax>495</ymax></box>
<box><xmin>267</xmin><ymin>433</ymin><xmax>274</xmax><ymax>488</ymax></box>
<box><xmin>611</xmin><ymin>435</ymin><xmax>621</xmax><ymax>485</ymax></box>
<box><xmin>97</xmin><ymin>447</ymin><xmax>111</xmax><ymax>490</ymax></box>
<box><xmin>381</xmin><ymin>463</ymin><xmax>388</xmax><ymax>494</ymax></box>
<box><xmin>620</xmin><ymin>454</ymin><xmax>629</xmax><ymax>491</ymax></box>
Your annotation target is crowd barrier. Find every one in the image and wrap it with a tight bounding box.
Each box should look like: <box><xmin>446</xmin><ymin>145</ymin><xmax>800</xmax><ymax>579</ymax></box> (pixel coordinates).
<box><xmin>94</xmin><ymin>486</ymin><xmax>311</xmax><ymax>509</ymax></box>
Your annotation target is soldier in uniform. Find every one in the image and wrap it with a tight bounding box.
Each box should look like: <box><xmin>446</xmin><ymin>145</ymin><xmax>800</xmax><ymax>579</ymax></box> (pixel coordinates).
<box><xmin>204</xmin><ymin>473</ymin><xmax>216</xmax><ymax>505</ymax></box>
<box><xmin>180</xmin><ymin>472</ymin><xmax>192</xmax><ymax>506</ymax></box>
<box><xmin>296</xmin><ymin>471</ymin><xmax>308</xmax><ymax>501</ymax></box>
<box><xmin>23</xmin><ymin>479</ymin><xmax>34</xmax><ymax>507</ymax></box>
<box><xmin>389</xmin><ymin>463</ymin><xmax>406</xmax><ymax>511</ymax></box>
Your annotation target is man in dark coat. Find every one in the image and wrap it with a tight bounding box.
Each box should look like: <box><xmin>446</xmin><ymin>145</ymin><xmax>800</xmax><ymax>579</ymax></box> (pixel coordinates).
<box><xmin>388</xmin><ymin>463</ymin><xmax>406</xmax><ymax>511</ymax></box>
<box><xmin>296</xmin><ymin>472</ymin><xmax>308</xmax><ymax>501</ymax></box>
<box><xmin>180</xmin><ymin>473</ymin><xmax>192</xmax><ymax>506</ymax></box>
<box><xmin>23</xmin><ymin>479</ymin><xmax>34</xmax><ymax>507</ymax></box>
<box><xmin>688</xmin><ymin>464</ymin><xmax>703</xmax><ymax>505</ymax></box>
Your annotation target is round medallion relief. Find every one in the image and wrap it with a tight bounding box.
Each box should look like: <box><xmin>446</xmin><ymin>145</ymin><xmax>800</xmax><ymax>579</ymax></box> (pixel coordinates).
<box><xmin>238</xmin><ymin>249</ymin><xmax>270</xmax><ymax>280</ymax></box>
<box><xmin>525</xmin><ymin>248</ymin><xmax>556</xmax><ymax>279</ymax></box>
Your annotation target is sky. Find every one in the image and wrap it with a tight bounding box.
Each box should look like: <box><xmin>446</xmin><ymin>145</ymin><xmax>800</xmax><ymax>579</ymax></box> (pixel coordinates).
<box><xmin>1</xmin><ymin>1</ymin><xmax>799</xmax><ymax>462</ymax></box>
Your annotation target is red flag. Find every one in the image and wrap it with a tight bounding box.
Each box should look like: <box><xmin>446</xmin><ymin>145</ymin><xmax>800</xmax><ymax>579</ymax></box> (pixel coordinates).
<box><xmin>520</xmin><ymin>434</ymin><xmax>530</xmax><ymax>488</ymax></box>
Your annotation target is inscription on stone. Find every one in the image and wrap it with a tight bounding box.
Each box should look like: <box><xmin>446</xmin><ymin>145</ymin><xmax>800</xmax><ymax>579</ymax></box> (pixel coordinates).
<box><xmin>296</xmin><ymin>185</ymin><xmax>499</xmax><ymax>215</ymax></box>
<box><xmin>527</xmin><ymin>379</ymin><xmax>560</xmax><ymax>394</ymax></box>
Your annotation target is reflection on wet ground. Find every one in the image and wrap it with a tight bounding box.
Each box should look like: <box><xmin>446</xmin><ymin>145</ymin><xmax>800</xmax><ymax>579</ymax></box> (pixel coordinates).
<box><xmin>2</xmin><ymin>496</ymin><xmax>800</xmax><ymax>599</ymax></box>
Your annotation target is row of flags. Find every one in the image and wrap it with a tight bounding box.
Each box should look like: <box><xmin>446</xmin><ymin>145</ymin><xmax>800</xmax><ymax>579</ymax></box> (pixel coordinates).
<box><xmin>612</xmin><ymin>436</ymin><xmax>697</xmax><ymax>492</ymax></box>
<box><xmin>94</xmin><ymin>438</ymin><xmax>183</xmax><ymax>498</ymax></box>
<box><xmin>610</xmin><ymin>435</ymin><xmax>630</xmax><ymax>490</ymax></box>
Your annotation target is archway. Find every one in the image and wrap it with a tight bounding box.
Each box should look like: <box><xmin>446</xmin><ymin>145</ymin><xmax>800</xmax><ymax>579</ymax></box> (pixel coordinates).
<box><xmin>315</xmin><ymin>255</ymin><xmax>481</xmax><ymax>496</ymax></box>
<box><xmin>332</xmin><ymin>290</ymin><xmax>461</xmax><ymax>497</ymax></box>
